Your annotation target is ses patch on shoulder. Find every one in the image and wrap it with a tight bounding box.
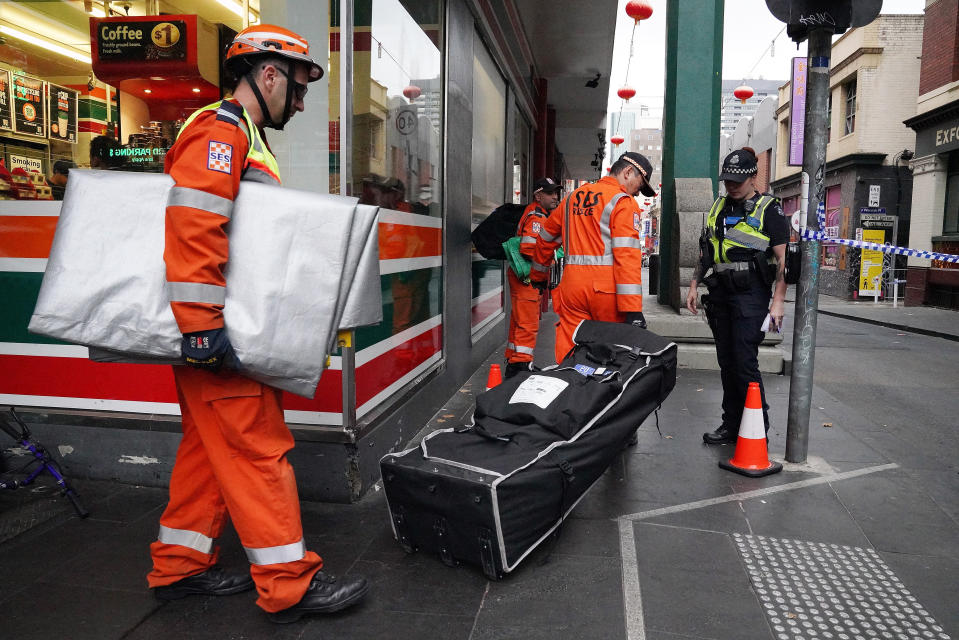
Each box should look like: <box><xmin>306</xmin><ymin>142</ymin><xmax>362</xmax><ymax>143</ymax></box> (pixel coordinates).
<box><xmin>208</xmin><ymin>140</ymin><xmax>233</xmax><ymax>174</ymax></box>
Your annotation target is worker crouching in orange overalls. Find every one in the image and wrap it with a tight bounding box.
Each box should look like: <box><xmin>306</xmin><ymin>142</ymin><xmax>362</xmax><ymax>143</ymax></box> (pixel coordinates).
<box><xmin>146</xmin><ymin>25</ymin><xmax>369</xmax><ymax>624</ymax></box>
<box><xmin>504</xmin><ymin>177</ymin><xmax>563</xmax><ymax>378</ymax></box>
<box><xmin>530</xmin><ymin>152</ymin><xmax>657</xmax><ymax>363</ymax></box>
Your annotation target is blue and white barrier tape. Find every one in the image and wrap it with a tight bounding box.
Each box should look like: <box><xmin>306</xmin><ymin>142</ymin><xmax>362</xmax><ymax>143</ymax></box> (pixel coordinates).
<box><xmin>792</xmin><ymin>202</ymin><xmax>959</xmax><ymax>264</ymax></box>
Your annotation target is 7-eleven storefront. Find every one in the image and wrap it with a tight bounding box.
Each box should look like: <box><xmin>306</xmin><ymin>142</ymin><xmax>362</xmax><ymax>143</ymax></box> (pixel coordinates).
<box><xmin>0</xmin><ymin>0</ymin><xmax>563</xmax><ymax>502</ymax></box>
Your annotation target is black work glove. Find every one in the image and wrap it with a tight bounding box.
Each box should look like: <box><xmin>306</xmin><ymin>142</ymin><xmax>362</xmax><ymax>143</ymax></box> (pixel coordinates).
<box><xmin>181</xmin><ymin>327</ymin><xmax>236</xmax><ymax>372</ymax></box>
<box><xmin>530</xmin><ymin>278</ymin><xmax>549</xmax><ymax>292</ymax></box>
<box><xmin>624</xmin><ymin>312</ymin><xmax>647</xmax><ymax>329</ymax></box>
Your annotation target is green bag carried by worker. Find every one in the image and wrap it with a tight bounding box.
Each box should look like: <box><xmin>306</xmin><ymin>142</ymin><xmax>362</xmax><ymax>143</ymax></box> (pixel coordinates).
<box><xmin>503</xmin><ymin>236</ymin><xmax>531</xmax><ymax>282</ymax></box>
<box><xmin>503</xmin><ymin>236</ymin><xmax>563</xmax><ymax>284</ymax></box>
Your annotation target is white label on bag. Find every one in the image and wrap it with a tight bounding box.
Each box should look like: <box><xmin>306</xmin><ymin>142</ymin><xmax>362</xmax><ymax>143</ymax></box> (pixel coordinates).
<box><xmin>508</xmin><ymin>375</ymin><xmax>569</xmax><ymax>409</ymax></box>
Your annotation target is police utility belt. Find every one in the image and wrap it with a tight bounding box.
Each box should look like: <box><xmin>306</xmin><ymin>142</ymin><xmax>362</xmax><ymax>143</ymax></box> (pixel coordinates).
<box><xmin>703</xmin><ymin>257</ymin><xmax>772</xmax><ymax>292</ymax></box>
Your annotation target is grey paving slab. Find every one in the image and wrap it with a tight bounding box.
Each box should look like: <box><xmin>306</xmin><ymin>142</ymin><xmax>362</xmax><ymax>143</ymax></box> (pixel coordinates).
<box><xmin>473</xmin><ymin>554</ymin><xmax>625</xmax><ymax>639</ymax></box>
<box><xmin>47</xmin><ymin>515</ymin><xmax>160</xmax><ymax>593</ymax></box>
<box><xmin>2</xmin><ymin>579</ymin><xmax>160</xmax><ymax>640</ymax></box>
<box><xmin>740</xmin><ymin>483</ymin><xmax>872</xmax><ymax>548</ymax></box>
<box><xmin>124</xmin><ymin>590</ymin><xmax>312</xmax><ymax>640</ymax></box>
<box><xmin>546</xmin><ymin>514</ymin><xmax>622</xmax><ymax>559</ymax></box>
<box><xmin>832</xmin><ymin>471</ymin><xmax>959</xmax><ymax>559</ymax></box>
<box><xmin>640</xmin><ymin>499</ymin><xmax>751</xmax><ymax>535</ymax></box>
<box><xmin>902</xmin><ymin>468</ymin><xmax>959</xmax><ymax>522</ymax></box>
<box><xmin>71</xmin><ymin>481</ymin><xmax>168</xmax><ymax>523</ymax></box>
<box><xmin>0</xmin><ymin>515</ymin><xmax>119</xmax><ymax>598</ymax></box>
<box><xmin>879</xmin><ymin>550</ymin><xmax>959</xmax><ymax>639</ymax></box>
<box><xmin>632</xmin><ymin>523</ymin><xmax>772</xmax><ymax>640</ymax></box>
<box><xmin>348</xmin><ymin>555</ymin><xmax>488</xmax><ymax>617</ymax></box>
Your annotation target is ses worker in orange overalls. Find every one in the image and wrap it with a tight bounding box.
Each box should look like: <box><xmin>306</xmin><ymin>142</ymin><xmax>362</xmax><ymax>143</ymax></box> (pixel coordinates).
<box><xmin>530</xmin><ymin>152</ymin><xmax>657</xmax><ymax>363</ymax></box>
<box><xmin>504</xmin><ymin>177</ymin><xmax>563</xmax><ymax>378</ymax></box>
<box><xmin>146</xmin><ymin>26</ymin><xmax>368</xmax><ymax>624</ymax></box>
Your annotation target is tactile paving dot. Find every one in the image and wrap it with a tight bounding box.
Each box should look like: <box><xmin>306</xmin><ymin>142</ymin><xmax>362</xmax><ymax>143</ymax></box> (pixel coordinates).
<box><xmin>733</xmin><ymin>534</ymin><xmax>951</xmax><ymax>640</ymax></box>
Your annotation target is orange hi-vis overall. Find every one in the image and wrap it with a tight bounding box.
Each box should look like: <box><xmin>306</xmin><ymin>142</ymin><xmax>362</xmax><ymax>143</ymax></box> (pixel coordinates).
<box><xmin>531</xmin><ymin>176</ymin><xmax>644</xmax><ymax>362</ymax></box>
<box><xmin>506</xmin><ymin>202</ymin><xmax>548</xmax><ymax>363</ymax></box>
<box><xmin>147</xmin><ymin>100</ymin><xmax>323</xmax><ymax>613</ymax></box>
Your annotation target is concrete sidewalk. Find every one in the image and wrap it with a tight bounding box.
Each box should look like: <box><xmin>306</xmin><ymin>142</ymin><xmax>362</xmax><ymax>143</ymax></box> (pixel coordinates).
<box><xmin>814</xmin><ymin>294</ymin><xmax>958</xmax><ymax>341</ymax></box>
<box><xmin>1</xmin><ymin>308</ymin><xmax>957</xmax><ymax>640</ymax></box>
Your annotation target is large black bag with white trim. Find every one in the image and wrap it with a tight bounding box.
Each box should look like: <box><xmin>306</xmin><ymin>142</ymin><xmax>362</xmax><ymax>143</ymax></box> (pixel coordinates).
<box><xmin>379</xmin><ymin>321</ymin><xmax>677</xmax><ymax>579</ymax></box>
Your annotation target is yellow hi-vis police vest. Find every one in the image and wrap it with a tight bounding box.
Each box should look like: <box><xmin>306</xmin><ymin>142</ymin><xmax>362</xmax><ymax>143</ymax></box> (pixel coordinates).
<box><xmin>178</xmin><ymin>100</ymin><xmax>281</xmax><ymax>184</ymax></box>
<box><xmin>706</xmin><ymin>195</ymin><xmax>778</xmax><ymax>263</ymax></box>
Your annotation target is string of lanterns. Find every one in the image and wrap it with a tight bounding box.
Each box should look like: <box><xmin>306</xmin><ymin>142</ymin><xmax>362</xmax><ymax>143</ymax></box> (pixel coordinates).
<box><xmin>611</xmin><ymin>1</ymin><xmax>654</xmax><ymax>148</ymax></box>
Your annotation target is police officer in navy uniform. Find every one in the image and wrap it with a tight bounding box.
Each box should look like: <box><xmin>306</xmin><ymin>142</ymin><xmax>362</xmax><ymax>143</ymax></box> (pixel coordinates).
<box><xmin>685</xmin><ymin>147</ymin><xmax>789</xmax><ymax>445</ymax></box>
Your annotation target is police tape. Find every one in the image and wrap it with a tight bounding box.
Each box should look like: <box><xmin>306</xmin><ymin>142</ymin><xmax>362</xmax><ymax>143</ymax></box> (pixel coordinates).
<box><xmin>787</xmin><ymin>203</ymin><xmax>959</xmax><ymax>264</ymax></box>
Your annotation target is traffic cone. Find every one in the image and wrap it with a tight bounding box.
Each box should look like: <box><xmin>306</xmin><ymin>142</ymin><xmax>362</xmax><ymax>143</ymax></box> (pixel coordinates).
<box><xmin>485</xmin><ymin>364</ymin><xmax>503</xmax><ymax>391</ymax></box>
<box><xmin>719</xmin><ymin>382</ymin><xmax>782</xmax><ymax>477</ymax></box>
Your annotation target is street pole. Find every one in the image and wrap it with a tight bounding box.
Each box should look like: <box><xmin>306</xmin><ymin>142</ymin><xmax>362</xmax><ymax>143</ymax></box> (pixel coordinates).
<box><xmin>785</xmin><ymin>28</ymin><xmax>830</xmax><ymax>464</ymax></box>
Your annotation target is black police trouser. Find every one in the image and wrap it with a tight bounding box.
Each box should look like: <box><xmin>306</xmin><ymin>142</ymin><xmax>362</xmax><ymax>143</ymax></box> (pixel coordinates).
<box><xmin>703</xmin><ymin>274</ymin><xmax>771</xmax><ymax>432</ymax></box>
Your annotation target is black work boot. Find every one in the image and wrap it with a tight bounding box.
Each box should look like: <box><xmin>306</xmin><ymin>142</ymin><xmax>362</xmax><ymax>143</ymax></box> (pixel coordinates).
<box><xmin>269</xmin><ymin>570</ymin><xmax>369</xmax><ymax>624</ymax></box>
<box><xmin>504</xmin><ymin>361</ymin><xmax>533</xmax><ymax>379</ymax></box>
<box><xmin>153</xmin><ymin>565</ymin><xmax>254</xmax><ymax>600</ymax></box>
<box><xmin>703</xmin><ymin>425</ymin><xmax>738</xmax><ymax>445</ymax></box>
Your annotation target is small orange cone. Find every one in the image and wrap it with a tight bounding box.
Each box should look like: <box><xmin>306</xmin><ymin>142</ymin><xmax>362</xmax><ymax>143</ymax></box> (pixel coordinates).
<box><xmin>719</xmin><ymin>382</ymin><xmax>782</xmax><ymax>477</ymax></box>
<box><xmin>485</xmin><ymin>364</ymin><xmax>503</xmax><ymax>391</ymax></box>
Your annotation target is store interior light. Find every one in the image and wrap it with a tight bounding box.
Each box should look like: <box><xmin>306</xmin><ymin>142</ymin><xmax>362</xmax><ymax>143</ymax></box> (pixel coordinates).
<box><xmin>144</xmin><ymin>89</ymin><xmax>152</xmax><ymax>93</ymax></box>
<box><xmin>191</xmin><ymin>88</ymin><xmax>200</xmax><ymax>93</ymax></box>
<box><xmin>0</xmin><ymin>25</ymin><xmax>92</xmax><ymax>64</ymax></box>
<box><xmin>214</xmin><ymin>0</ymin><xmax>259</xmax><ymax>20</ymax></box>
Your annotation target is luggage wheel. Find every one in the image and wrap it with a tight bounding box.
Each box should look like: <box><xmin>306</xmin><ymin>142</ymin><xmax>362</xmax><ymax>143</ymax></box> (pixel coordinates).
<box><xmin>478</xmin><ymin>529</ymin><xmax>502</xmax><ymax>580</ymax></box>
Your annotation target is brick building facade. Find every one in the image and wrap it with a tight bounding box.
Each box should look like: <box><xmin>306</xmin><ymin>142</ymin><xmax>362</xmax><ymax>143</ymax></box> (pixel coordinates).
<box><xmin>904</xmin><ymin>0</ymin><xmax>959</xmax><ymax>309</ymax></box>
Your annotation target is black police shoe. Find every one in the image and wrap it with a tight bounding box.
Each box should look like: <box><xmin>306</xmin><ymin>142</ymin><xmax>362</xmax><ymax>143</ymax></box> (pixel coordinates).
<box><xmin>269</xmin><ymin>570</ymin><xmax>369</xmax><ymax>624</ymax></box>
<box><xmin>504</xmin><ymin>361</ymin><xmax>533</xmax><ymax>379</ymax></box>
<box><xmin>702</xmin><ymin>425</ymin><xmax>738</xmax><ymax>445</ymax></box>
<box><xmin>153</xmin><ymin>565</ymin><xmax>254</xmax><ymax>600</ymax></box>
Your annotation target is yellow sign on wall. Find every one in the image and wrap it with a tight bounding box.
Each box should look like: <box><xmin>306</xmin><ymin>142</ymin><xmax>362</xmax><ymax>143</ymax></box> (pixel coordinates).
<box><xmin>858</xmin><ymin>229</ymin><xmax>886</xmax><ymax>295</ymax></box>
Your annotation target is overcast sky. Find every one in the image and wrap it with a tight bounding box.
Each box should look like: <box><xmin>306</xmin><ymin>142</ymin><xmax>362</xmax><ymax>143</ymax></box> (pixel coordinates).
<box><xmin>607</xmin><ymin>0</ymin><xmax>926</xmax><ymax>126</ymax></box>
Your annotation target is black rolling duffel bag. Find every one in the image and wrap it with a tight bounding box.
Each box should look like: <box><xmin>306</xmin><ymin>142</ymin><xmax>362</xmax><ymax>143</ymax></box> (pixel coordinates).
<box><xmin>379</xmin><ymin>320</ymin><xmax>677</xmax><ymax>579</ymax></box>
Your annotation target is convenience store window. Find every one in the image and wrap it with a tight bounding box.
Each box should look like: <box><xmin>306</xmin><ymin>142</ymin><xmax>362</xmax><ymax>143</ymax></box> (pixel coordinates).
<box><xmin>470</xmin><ymin>30</ymin><xmax>506</xmax><ymax>335</ymax></box>
<box><xmin>1</xmin><ymin>1</ymin><xmax>340</xmax><ymax>200</ymax></box>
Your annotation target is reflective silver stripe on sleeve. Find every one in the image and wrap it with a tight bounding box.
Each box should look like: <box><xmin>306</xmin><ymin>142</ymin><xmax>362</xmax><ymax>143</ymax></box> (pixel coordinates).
<box><xmin>725</xmin><ymin>228</ymin><xmax>769</xmax><ymax>251</ymax></box>
<box><xmin>513</xmin><ymin>345</ymin><xmax>535</xmax><ymax>355</ymax></box>
<box><xmin>158</xmin><ymin>525</ymin><xmax>214</xmax><ymax>554</ymax></box>
<box><xmin>531</xmin><ymin>262</ymin><xmax>550</xmax><ymax>273</ymax></box>
<box><xmin>521</xmin><ymin>236</ymin><xmax>538</xmax><ymax>245</ymax></box>
<box><xmin>244</xmin><ymin>539</ymin><xmax>306</xmax><ymax>566</ymax></box>
<box><xmin>506</xmin><ymin>341</ymin><xmax>516</xmax><ymax>351</ymax></box>
<box><xmin>566</xmin><ymin>254</ymin><xmax>615</xmax><ymax>266</ymax></box>
<box><xmin>611</xmin><ymin>237</ymin><xmax>643</xmax><ymax>249</ymax></box>
<box><xmin>616</xmin><ymin>284</ymin><xmax>644</xmax><ymax>295</ymax></box>
<box><xmin>168</xmin><ymin>282</ymin><xmax>227</xmax><ymax>305</ymax></box>
<box><xmin>167</xmin><ymin>187</ymin><xmax>235</xmax><ymax>219</ymax></box>
<box><xmin>538</xmin><ymin>228</ymin><xmax>560</xmax><ymax>243</ymax></box>
<box><xmin>242</xmin><ymin>167</ymin><xmax>280</xmax><ymax>184</ymax></box>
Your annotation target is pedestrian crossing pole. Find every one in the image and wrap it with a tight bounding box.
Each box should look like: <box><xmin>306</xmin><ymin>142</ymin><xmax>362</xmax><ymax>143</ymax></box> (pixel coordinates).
<box><xmin>785</xmin><ymin>27</ymin><xmax>830</xmax><ymax>464</ymax></box>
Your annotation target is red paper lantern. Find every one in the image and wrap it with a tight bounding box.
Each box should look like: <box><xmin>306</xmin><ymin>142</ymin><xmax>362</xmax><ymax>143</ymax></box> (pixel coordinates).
<box><xmin>514</xmin><ymin>190</ymin><xmax>521</xmax><ymax>196</ymax></box>
<box><xmin>610</xmin><ymin>135</ymin><xmax>625</xmax><ymax>146</ymax></box>
<box><xmin>625</xmin><ymin>1</ymin><xmax>653</xmax><ymax>22</ymax></box>
<box><xmin>733</xmin><ymin>84</ymin><xmax>754</xmax><ymax>104</ymax></box>
<box><xmin>403</xmin><ymin>85</ymin><xmax>422</xmax><ymax>100</ymax></box>
<box><xmin>617</xmin><ymin>86</ymin><xmax>636</xmax><ymax>102</ymax></box>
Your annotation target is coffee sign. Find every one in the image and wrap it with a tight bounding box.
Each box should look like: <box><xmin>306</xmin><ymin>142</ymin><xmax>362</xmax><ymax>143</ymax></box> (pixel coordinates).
<box><xmin>0</xmin><ymin>70</ymin><xmax>12</xmax><ymax>131</ymax></box>
<box><xmin>12</xmin><ymin>74</ymin><xmax>46</xmax><ymax>137</ymax></box>
<box><xmin>47</xmin><ymin>84</ymin><xmax>78</xmax><ymax>144</ymax></box>
<box><xmin>96</xmin><ymin>19</ymin><xmax>188</xmax><ymax>61</ymax></box>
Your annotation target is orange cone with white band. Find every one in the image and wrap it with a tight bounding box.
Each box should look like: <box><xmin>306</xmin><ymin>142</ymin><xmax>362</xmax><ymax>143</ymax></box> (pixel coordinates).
<box><xmin>719</xmin><ymin>382</ymin><xmax>783</xmax><ymax>477</ymax></box>
<box><xmin>486</xmin><ymin>364</ymin><xmax>503</xmax><ymax>391</ymax></box>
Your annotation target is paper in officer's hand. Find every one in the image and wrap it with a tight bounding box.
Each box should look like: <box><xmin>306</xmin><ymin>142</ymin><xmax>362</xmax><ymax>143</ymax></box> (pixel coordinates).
<box><xmin>761</xmin><ymin>313</ymin><xmax>773</xmax><ymax>333</ymax></box>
